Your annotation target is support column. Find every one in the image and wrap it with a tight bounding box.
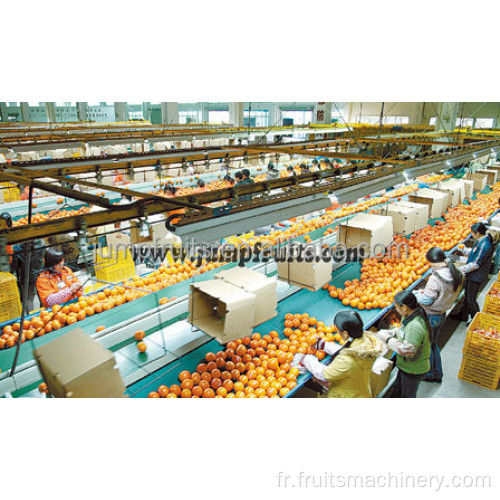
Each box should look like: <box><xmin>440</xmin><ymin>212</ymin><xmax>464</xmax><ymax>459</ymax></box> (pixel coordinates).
<box><xmin>435</xmin><ymin>102</ymin><xmax>459</xmax><ymax>134</ymax></box>
<box><xmin>143</xmin><ymin>102</ymin><xmax>152</xmax><ymax>122</ymax></box>
<box><xmin>160</xmin><ymin>102</ymin><xmax>179</xmax><ymax>125</ymax></box>
<box><xmin>313</xmin><ymin>102</ymin><xmax>333</xmax><ymax>124</ymax></box>
<box><xmin>77</xmin><ymin>102</ymin><xmax>88</xmax><ymax>121</ymax></box>
<box><xmin>229</xmin><ymin>102</ymin><xmax>244</xmax><ymax>127</ymax></box>
<box><xmin>0</xmin><ymin>103</ymin><xmax>8</xmax><ymax>122</ymax></box>
<box><xmin>114</xmin><ymin>102</ymin><xmax>128</xmax><ymax>122</ymax></box>
<box><xmin>45</xmin><ymin>102</ymin><xmax>56</xmax><ymax>122</ymax></box>
<box><xmin>200</xmin><ymin>102</ymin><xmax>209</xmax><ymax>123</ymax></box>
<box><xmin>268</xmin><ymin>102</ymin><xmax>281</xmax><ymax>127</ymax></box>
<box><xmin>20</xmin><ymin>102</ymin><xmax>31</xmax><ymax>122</ymax></box>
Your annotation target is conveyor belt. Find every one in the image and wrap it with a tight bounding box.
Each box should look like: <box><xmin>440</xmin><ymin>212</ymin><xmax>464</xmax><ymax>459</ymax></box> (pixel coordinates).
<box><xmin>3</xmin><ymin>183</ymin><xmax>494</xmax><ymax>397</ymax></box>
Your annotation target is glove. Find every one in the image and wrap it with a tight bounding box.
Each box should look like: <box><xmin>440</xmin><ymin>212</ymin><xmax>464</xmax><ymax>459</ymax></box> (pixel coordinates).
<box><xmin>291</xmin><ymin>353</ymin><xmax>307</xmax><ymax>374</ymax></box>
<box><xmin>377</xmin><ymin>329</ymin><xmax>394</xmax><ymax>342</ymax></box>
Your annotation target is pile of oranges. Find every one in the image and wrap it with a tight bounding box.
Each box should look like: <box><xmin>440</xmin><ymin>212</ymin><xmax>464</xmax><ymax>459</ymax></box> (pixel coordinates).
<box><xmin>13</xmin><ymin>206</ymin><xmax>91</xmax><ymax>227</ymax></box>
<box><xmin>0</xmin><ymin>259</ymin><xmax>224</xmax><ymax>351</ymax></box>
<box><xmin>147</xmin><ymin>312</ymin><xmax>344</xmax><ymax>398</ymax></box>
<box><xmin>327</xmin><ymin>184</ymin><xmax>500</xmax><ymax>311</ymax></box>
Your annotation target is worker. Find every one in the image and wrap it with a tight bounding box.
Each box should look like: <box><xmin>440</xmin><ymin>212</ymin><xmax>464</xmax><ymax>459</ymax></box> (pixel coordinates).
<box><xmin>12</xmin><ymin>238</ymin><xmax>46</xmax><ymax>312</ymax></box>
<box><xmin>477</xmin><ymin>197</ymin><xmax>500</xmax><ymax>274</ymax></box>
<box><xmin>311</xmin><ymin>159</ymin><xmax>319</xmax><ymax>171</ymax></box>
<box><xmin>36</xmin><ymin>248</ymin><xmax>83</xmax><ymax>308</ymax></box>
<box><xmin>299</xmin><ymin>163</ymin><xmax>309</xmax><ymax>175</ymax></box>
<box><xmin>295</xmin><ymin>311</ymin><xmax>383</xmax><ymax>398</ymax></box>
<box><xmin>286</xmin><ymin>165</ymin><xmax>296</xmax><ymax>177</ymax></box>
<box><xmin>266</xmin><ymin>163</ymin><xmax>280</xmax><ymax>180</ymax></box>
<box><xmin>223</xmin><ymin>174</ymin><xmax>235</xmax><ymax>186</ymax></box>
<box><xmin>235</xmin><ymin>169</ymin><xmax>254</xmax><ymax>202</ymax></box>
<box><xmin>47</xmin><ymin>233</ymin><xmax>80</xmax><ymax>268</ymax></box>
<box><xmin>187</xmin><ymin>162</ymin><xmax>195</xmax><ymax>176</ymax></box>
<box><xmin>378</xmin><ymin>291</ymin><xmax>431</xmax><ymax>398</ymax></box>
<box><xmin>414</xmin><ymin>247</ymin><xmax>464</xmax><ymax>383</ymax></box>
<box><xmin>451</xmin><ymin>222</ymin><xmax>494</xmax><ymax>323</ymax></box>
<box><xmin>196</xmin><ymin>179</ymin><xmax>206</xmax><ymax>191</ymax></box>
<box><xmin>113</xmin><ymin>170</ymin><xmax>125</xmax><ymax>185</ymax></box>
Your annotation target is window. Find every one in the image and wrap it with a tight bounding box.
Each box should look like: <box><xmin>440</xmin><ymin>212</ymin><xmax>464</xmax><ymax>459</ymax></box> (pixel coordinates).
<box><xmin>8</xmin><ymin>102</ymin><xmax>20</xmax><ymax>106</ymax></box>
<box><xmin>179</xmin><ymin>111</ymin><xmax>201</xmax><ymax>124</ymax></box>
<box><xmin>244</xmin><ymin>110</ymin><xmax>269</xmax><ymax>127</ymax></box>
<box><xmin>28</xmin><ymin>102</ymin><xmax>42</xmax><ymax>106</ymax></box>
<box><xmin>128</xmin><ymin>110</ymin><xmax>144</xmax><ymax>120</ymax></box>
<box><xmin>55</xmin><ymin>102</ymin><xmax>76</xmax><ymax>107</ymax></box>
<box><xmin>456</xmin><ymin>117</ymin><xmax>473</xmax><ymax>128</ymax></box>
<box><xmin>475</xmin><ymin>118</ymin><xmax>494</xmax><ymax>129</ymax></box>
<box><xmin>281</xmin><ymin>110</ymin><xmax>313</xmax><ymax>125</ymax></box>
<box><xmin>384</xmin><ymin>116</ymin><xmax>409</xmax><ymax>125</ymax></box>
<box><xmin>357</xmin><ymin>115</ymin><xmax>380</xmax><ymax>125</ymax></box>
<box><xmin>208</xmin><ymin>111</ymin><xmax>230</xmax><ymax>123</ymax></box>
<box><xmin>429</xmin><ymin>117</ymin><xmax>437</xmax><ymax>126</ymax></box>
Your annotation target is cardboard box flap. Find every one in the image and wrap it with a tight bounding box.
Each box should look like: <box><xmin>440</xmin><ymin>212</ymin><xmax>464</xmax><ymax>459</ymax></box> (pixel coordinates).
<box><xmin>34</xmin><ymin>329</ymin><xmax>114</xmax><ymax>384</ymax></box>
<box><xmin>341</xmin><ymin>213</ymin><xmax>393</xmax><ymax>230</ymax></box>
<box><xmin>191</xmin><ymin>280</ymin><xmax>256</xmax><ymax>310</ymax></box>
<box><xmin>214</xmin><ymin>266</ymin><xmax>277</xmax><ymax>294</ymax></box>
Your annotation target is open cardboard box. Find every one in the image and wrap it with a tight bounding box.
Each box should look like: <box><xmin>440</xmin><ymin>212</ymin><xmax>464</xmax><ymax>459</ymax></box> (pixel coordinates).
<box><xmin>466</xmin><ymin>172</ymin><xmax>488</xmax><ymax>191</ymax></box>
<box><xmin>188</xmin><ymin>280</ymin><xmax>256</xmax><ymax>344</ymax></box>
<box><xmin>434</xmin><ymin>181</ymin><xmax>463</xmax><ymax>207</ymax></box>
<box><xmin>409</xmin><ymin>188</ymin><xmax>448</xmax><ymax>219</ymax></box>
<box><xmin>477</xmin><ymin>169</ymin><xmax>498</xmax><ymax>186</ymax></box>
<box><xmin>276</xmin><ymin>258</ymin><xmax>333</xmax><ymax>292</ymax></box>
<box><xmin>393</xmin><ymin>201</ymin><xmax>430</xmax><ymax>231</ymax></box>
<box><xmin>377</xmin><ymin>204</ymin><xmax>418</xmax><ymax>235</ymax></box>
<box><xmin>215</xmin><ymin>266</ymin><xmax>277</xmax><ymax>326</ymax></box>
<box><xmin>33</xmin><ymin>329</ymin><xmax>127</xmax><ymax>398</ymax></box>
<box><xmin>338</xmin><ymin>213</ymin><xmax>394</xmax><ymax>250</ymax></box>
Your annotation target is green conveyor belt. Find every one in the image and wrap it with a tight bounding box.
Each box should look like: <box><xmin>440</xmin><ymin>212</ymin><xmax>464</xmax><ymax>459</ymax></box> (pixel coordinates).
<box><xmin>4</xmin><ymin>181</ymin><xmax>495</xmax><ymax>397</ymax></box>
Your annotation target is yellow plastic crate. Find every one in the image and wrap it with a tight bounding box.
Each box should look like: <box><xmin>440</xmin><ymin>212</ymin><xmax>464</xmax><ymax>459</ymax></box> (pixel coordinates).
<box><xmin>463</xmin><ymin>313</ymin><xmax>500</xmax><ymax>363</ymax></box>
<box><xmin>0</xmin><ymin>182</ymin><xmax>21</xmax><ymax>203</ymax></box>
<box><xmin>95</xmin><ymin>247</ymin><xmax>135</xmax><ymax>284</ymax></box>
<box><xmin>458</xmin><ymin>355</ymin><xmax>500</xmax><ymax>390</ymax></box>
<box><xmin>0</xmin><ymin>272</ymin><xmax>22</xmax><ymax>323</ymax></box>
<box><xmin>482</xmin><ymin>281</ymin><xmax>500</xmax><ymax>316</ymax></box>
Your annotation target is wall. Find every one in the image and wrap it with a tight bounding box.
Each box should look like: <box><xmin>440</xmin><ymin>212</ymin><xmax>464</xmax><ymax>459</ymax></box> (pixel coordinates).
<box><xmin>422</xmin><ymin>102</ymin><xmax>500</xmax><ymax>124</ymax></box>
<box><xmin>344</xmin><ymin>102</ymin><xmax>424</xmax><ymax>124</ymax></box>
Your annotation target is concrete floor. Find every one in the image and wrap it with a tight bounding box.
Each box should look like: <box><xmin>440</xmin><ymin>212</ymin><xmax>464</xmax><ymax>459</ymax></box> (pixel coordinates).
<box><xmin>417</xmin><ymin>274</ymin><xmax>500</xmax><ymax>398</ymax></box>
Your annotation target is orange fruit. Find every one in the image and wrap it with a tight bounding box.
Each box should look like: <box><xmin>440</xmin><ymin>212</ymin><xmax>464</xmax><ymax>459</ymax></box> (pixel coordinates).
<box><xmin>136</xmin><ymin>342</ymin><xmax>147</xmax><ymax>353</ymax></box>
<box><xmin>134</xmin><ymin>331</ymin><xmax>146</xmax><ymax>341</ymax></box>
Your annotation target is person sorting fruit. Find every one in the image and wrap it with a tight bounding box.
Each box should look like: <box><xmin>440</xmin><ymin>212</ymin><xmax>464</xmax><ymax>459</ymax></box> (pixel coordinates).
<box><xmin>378</xmin><ymin>291</ymin><xmax>431</xmax><ymax>398</ymax></box>
<box><xmin>294</xmin><ymin>311</ymin><xmax>384</xmax><ymax>398</ymax></box>
<box><xmin>451</xmin><ymin>223</ymin><xmax>493</xmax><ymax>323</ymax></box>
<box><xmin>36</xmin><ymin>248</ymin><xmax>83</xmax><ymax>308</ymax></box>
<box><xmin>414</xmin><ymin>247</ymin><xmax>464</xmax><ymax>383</ymax></box>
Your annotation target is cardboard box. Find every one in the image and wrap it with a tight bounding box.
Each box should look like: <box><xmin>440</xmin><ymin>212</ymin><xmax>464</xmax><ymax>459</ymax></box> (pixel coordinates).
<box><xmin>460</xmin><ymin>179</ymin><xmax>474</xmax><ymax>198</ymax></box>
<box><xmin>377</xmin><ymin>204</ymin><xmax>418</xmax><ymax>235</ymax></box>
<box><xmin>188</xmin><ymin>280</ymin><xmax>256</xmax><ymax>343</ymax></box>
<box><xmin>33</xmin><ymin>329</ymin><xmax>126</xmax><ymax>398</ymax></box>
<box><xmin>477</xmin><ymin>169</ymin><xmax>498</xmax><ymax>185</ymax></box>
<box><xmin>434</xmin><ymin>181</ymin><xmax>462</xmax><ymax>207</ymax></box>
<box><xmin>338</xmin><ymin>213</ymin><xmax>394</xmax><ymax>251</ymax></box>
<box><xmin>106</xmin><ymin>230</ymin><xmax>132</xmax><ymax>248</ymax></box>
<box><xmin>277</xmin><ymin>257</ymin><xmax>333</xmax><ymax>292</ymax></box>
<box><xmin>409</xmin><ymin>188</ymin><xmax>448</xmax><ymax>218</ymax></box>
<box><xmin>370</xmin><ymin>357</ymin><xmax>394</xmax><ymax>397</ymax></box>
<box><xmin>466</xmin><ymin>173</ymin><xmax>487</xmax><ymax>191</ymax></box>
<box><xmin>393</xmin><ymin>201</ymin><xmax>430</xmax><ymax>231</ymax></box>
<box><xmin>130</xmin><ymin>225</ymin><xmax>153</xmax><ymax>244</ymax></box>
<box><xmin>215</xmin><ymin>267</ymin><xmax>277</xmax><ymax>326</ymax></box>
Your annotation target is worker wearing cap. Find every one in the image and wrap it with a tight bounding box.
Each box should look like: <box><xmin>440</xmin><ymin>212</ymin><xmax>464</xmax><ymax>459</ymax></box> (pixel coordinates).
<box><xmin>36</xmin><ymin>248</ymin><xmax>83</xmax><ymax>308</ymax></box>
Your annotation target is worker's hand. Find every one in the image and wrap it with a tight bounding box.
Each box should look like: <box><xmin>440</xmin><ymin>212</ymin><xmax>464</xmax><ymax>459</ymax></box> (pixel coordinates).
<box><xmin>377</xmin><ymin>329</ymin><xmax>393</xmax><ymax>342</ymax></box>
<box><xmin>70</xmin><ymin>283</ymin><xmax>82</xmax><ymax>293</ymax></box>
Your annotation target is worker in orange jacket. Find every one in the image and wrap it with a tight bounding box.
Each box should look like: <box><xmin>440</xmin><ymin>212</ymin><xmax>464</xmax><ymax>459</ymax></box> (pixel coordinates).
<box><xmin>36</xmin><ymin>248</ymin><xmax>83</xmax><ymax>308</ymax></box>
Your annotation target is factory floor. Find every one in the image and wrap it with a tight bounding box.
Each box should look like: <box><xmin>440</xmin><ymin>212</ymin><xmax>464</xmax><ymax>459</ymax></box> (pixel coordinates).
<box><xmin>417</xmin><ymin>274</ymin><xmax>499</xmax><ymax>398</ymax></box>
